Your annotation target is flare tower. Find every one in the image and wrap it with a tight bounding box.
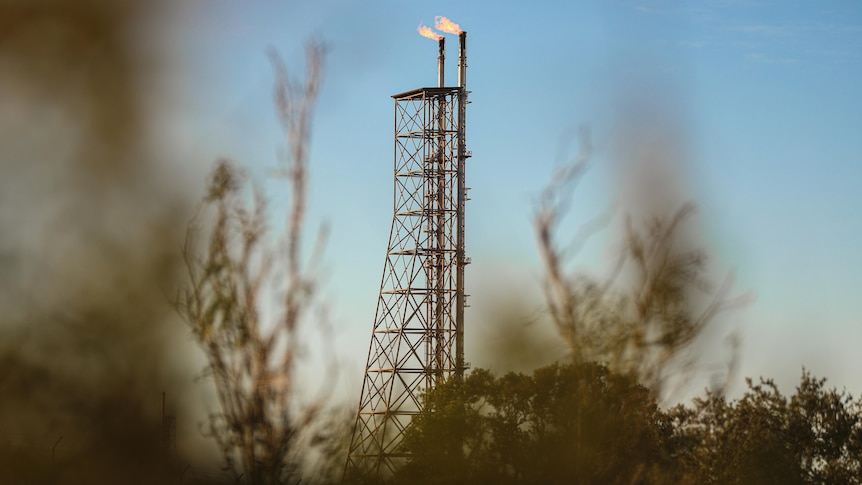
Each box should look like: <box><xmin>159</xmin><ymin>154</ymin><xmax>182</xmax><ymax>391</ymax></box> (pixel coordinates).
<box><xmin>345</xmin><ymin>29</ymin><xmax>470</xmax><ymax>477</ymax></box>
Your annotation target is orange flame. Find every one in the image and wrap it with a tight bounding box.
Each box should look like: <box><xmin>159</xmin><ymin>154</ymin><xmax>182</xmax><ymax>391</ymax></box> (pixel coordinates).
<box><xmin>417</xmin><ymin>24</ymin><xmax>442</xmax><ymax>40</ymax></box>
<box><xmin>434</xmin><ymin>16</ymin><xmax>462</xmax><ymax>35</ymax></box>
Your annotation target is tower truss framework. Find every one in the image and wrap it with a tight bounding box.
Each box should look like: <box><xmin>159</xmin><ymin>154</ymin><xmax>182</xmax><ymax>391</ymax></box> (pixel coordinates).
<box><xmin>345</xmin><ymin>83</ymin><xmax>469</xmax><ymax>477</ymax></box>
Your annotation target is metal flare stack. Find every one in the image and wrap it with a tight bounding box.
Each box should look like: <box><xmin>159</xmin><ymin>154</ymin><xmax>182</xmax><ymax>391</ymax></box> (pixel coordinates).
<box><xmin>345</xmin><ymin>21</ymin><xmax>472</xmax><ymax>479</ymax></box>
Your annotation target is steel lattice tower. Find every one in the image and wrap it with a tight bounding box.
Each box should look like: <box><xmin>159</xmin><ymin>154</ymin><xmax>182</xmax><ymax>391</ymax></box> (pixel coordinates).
<box><xmin>345</xmin><ymin>33</ymin><xmax>470</xmax><ymax>478</ymax></box>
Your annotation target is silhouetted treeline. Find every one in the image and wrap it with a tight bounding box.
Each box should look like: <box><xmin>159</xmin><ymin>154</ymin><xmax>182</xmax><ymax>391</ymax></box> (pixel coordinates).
<box><xmin>386</xmin><ymin>362</ymin><xmax>862</xmax><ymax>485</ymax></box>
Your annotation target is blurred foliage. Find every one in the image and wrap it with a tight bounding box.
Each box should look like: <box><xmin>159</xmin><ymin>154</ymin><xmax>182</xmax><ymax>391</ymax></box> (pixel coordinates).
<box><xmin>0</xmin><ymin>1</ymin><xmax>197</xmax><ymax>483</ymax></box>
<box><xmin>535</xmin><ymin>127</ymin><xmax>746</xmax><ymax>399</ymax></box>
<box><xmin>177</xmin><ymin>43</ymin><xmax>333</xmax><ymax>485</ymax></box>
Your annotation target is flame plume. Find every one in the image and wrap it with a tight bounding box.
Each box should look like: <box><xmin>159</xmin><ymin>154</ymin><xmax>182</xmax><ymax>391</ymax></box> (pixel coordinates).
<box><xmin>417</xmin><ymin>24</ymin><xmax>442</xmax><ymax>40</ymax></box>
<box><xmin>435</xmin><ymin>16</ymin><xmax>462</xmax><ymax>34</ymax></box>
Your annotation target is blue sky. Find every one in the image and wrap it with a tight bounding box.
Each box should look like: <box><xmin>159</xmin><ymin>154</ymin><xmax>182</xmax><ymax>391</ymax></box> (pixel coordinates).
<box><xmin>154</xmin><ymin>0</ymin><xmax>862</xmax><ymax>400</ymax></box>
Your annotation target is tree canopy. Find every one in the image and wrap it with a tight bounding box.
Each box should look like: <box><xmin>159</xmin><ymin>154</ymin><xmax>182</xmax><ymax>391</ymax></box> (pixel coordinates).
<box><xmin>395</xmin><ymin>363</ymin><xmax>862</xmax><ymax>485</ymax></box>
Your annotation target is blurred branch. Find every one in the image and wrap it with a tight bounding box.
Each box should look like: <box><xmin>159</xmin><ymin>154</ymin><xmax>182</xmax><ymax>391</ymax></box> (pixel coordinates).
<box><xmin>176</xmin><ymin>42</ymin><xmax>330</xmax><ymax>484</ymax></box>
<box><xmin>534</xmin><ymin>128</ymin><xmax>746</xmax><ymax>398</ymax></box>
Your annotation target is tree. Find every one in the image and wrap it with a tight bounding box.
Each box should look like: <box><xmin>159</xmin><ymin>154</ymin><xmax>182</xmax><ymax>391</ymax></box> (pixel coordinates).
<box><xmin>400</xmin><ymin>364</ymin><xmax>862</xmax><ymax>485</ymax></box>
<box><xmin>397</xmin><ymin>362</ymin><xmax>677</xmax><ymax>485</ymax></box>
<box><xmin>669</xmin><ymin>370</ymin><xmax>862</xmax><ymax>484</ymax></box>
<box><xmin>177</xmin><ymin>42</ymin><xmax>330</xmax><ymax>484</ymax></box>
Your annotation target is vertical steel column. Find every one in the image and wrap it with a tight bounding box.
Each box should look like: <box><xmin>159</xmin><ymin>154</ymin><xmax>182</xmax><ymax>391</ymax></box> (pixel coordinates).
<box><xmin>455</xmin><ymin>31</ymin><xmax>468</xmax><ymax>377</ymax></box>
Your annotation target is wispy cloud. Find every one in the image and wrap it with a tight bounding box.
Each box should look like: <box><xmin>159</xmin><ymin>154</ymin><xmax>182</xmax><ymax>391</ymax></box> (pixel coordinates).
<box><xmin>678</xmin><ymin>40</ymin><xmax>704</xmax><ymax>49</ymax></box>
<box><xmin>744</xmin><ymin>52</ymin><xmax>799</xmax><ymax>65</ymax></box>
<box><xmin>807</xmin><ymin>22</ymin><xmax>862</xmax><ymax>35</ymax></box>
<box><xmin>622</xmin><ymin>1</ymin><xmax>861</xmax><ymax>66</ymax></box>
<box><xmin>734</xmin><ymin>24</ymin><xmax>788</xmax><ymax>36</ymax></box>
